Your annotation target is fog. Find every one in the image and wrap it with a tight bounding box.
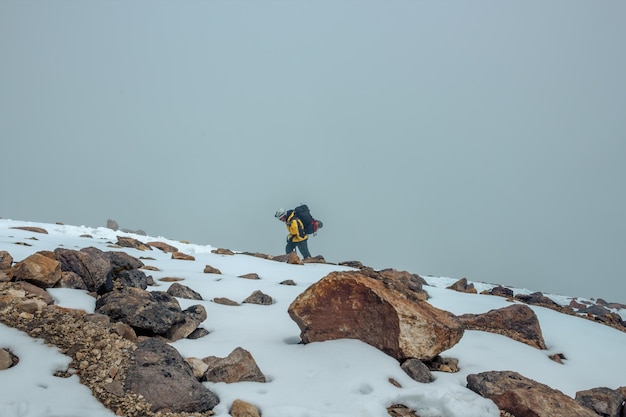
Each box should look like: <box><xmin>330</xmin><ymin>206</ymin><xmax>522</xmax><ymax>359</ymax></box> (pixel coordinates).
<box><xmin>2</xmin><ymin>0</ymin><xmax>625</xmax><ymax>303</ymax></box>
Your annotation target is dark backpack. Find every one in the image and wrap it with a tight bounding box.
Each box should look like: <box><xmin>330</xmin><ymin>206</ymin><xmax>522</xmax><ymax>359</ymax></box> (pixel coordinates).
<box><xmin>294</xmin><ymin>204</ymin><xmax>322</xmax><ymax>235</ymax></box>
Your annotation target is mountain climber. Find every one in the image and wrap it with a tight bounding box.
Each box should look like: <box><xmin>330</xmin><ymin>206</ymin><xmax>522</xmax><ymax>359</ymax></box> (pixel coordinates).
<box><xmin>275</xmin><ymin>208</ymin><xmax>311</xmax><ymax>259</ymax></box>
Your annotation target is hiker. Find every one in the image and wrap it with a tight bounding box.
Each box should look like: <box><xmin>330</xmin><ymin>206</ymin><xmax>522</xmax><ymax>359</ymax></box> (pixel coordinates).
<box><xmin>275</xmin><ymin>208</ymin><xmax>312</xmax><ymax>259</ymax></box>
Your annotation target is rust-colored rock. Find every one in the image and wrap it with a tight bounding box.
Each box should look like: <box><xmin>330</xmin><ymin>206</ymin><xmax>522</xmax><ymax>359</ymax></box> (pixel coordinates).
<box><xmin>447</xmin><ymin>277</ymin><xmax>477</xmax><ymax>294</ymax></box>
<box><xmin>288</xmin><ymin>271</ymin><xmax>464</xmax><ymax>361</ymax></box>
<box><xmin>467</xmin><ymin>370</ymin><xmax>599</xmax><ymax>417</ymax></box>
<box><xmin>211</xmin><ymin>248</ymin><xmax>234</xmax><ymax>255</ymax></box>
<box><xmin>172</xmin><ymin>251</ymin><xmax>195</xmax><ymax>261</ymax></box>
<box><xmin>458</xmin><ymin>304</ymin><xmax>547</xmax><ymax>349</ymax></box>
<box><xmin>147</xmin><ymin>241</ymin><xmax>178</xmax><ymax>253</ymax></box>
<box><xmin>116</xmin><ymin>236</ymin><xmax>152</xmax><ymax>251</ymax></box>
<box><xmin>203</xmin><ymin>347</ymin><xmax>266</xmax><ymax>383</ymax></box>
<box><xmin>229</xmin><ymin>399</ymin><xmax>261</xmax><ymax>417</ymax></box>
<box><xmin>10</xmin><ymin>226</ymin><xmax>48</xmax><ymax>234</ymax></box>
<box><xmin>12</xmin><ymin>252</ymin><xmax>63</xmax><ymax>288</ymax></box>
<box><xmin>203</xmin><ymin>265</ymin><xmax>222</xmax><ymax>274</ymax></box>
<box><xmin>287</xmin><ymin>251</ymin><xmax>302</xmax><ymax>264</ymax></box>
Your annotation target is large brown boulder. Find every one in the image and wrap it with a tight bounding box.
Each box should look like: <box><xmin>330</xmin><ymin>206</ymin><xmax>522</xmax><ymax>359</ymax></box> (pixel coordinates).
<box><xmin>458</xmin><ymin>304</ymin><xmax>547</xmax><ymax>349</ymax></box>
<box><xmin>12</xmin><ymin>252</ymin><xmax>62</xmax><ymax>288</ymax></box>
<box><xmin>125</xmin><ymin>338</ymin><xmax>219</xmax><ymax>413</ymax></box>
<box><xmin>467</xmin><ymin>370</ymin><xmax>599</xmax><ymax>417</ymax></box>
<box><xmin>288</xmin><ymin>271</ymin><xmax>464</xmax><ymax>361</ymax></box>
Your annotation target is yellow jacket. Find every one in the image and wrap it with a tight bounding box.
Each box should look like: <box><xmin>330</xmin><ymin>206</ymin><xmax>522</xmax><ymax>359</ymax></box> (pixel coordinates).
<box><xmin>286</xmin><ymin>211</ymin><xmax>307</xmax><ymax>242</ymax></box>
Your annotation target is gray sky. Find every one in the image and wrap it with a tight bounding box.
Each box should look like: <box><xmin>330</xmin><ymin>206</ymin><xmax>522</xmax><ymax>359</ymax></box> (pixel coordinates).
<box><xmin>2</xmin><ymin>1</ymin><xmax>625</xmax><ymax>303</ymax></box>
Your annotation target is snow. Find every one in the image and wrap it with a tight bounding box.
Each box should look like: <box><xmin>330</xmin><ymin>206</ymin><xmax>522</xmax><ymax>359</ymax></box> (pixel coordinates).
<box><xmin>1</xmin><ymin>218</ymin><xmax>625</xmax><ymax>417</ymax></box>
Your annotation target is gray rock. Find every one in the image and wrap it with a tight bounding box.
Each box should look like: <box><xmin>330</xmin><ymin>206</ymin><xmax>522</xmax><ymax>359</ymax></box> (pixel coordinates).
<box><xmin>167</xmin><ymin>282</ymin><xmax>203</xmax><ymax>300</ymax></box>
<box><xmin>95</xmin><ymin>288</ymin><xmax>185</xmax><ymax>336</ymax></box>
<box><xmin>125</xmin><ymin>338</ymin><xmax>219</xmax><ymax>413</ymax></box>
<box><xmin>575</xmin><ymin>387</ymin><xmax>626</xmax><ymax>417</ymax></box>
<box><xmin>243</xmin><ymin>290</ymin><xmax>273</xmax><ymax>305</ymax></box>
<box><xmin>401</xmin><ymin>358</ymin><xmax>434</xmax><ymax>383</ymax></box>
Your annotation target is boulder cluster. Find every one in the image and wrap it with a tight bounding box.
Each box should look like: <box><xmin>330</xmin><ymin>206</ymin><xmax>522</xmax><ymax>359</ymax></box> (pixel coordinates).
<box><xmin>1</xmin><ymin>225</ymin><xmax>625</xmax><ymax>417</ymax></box>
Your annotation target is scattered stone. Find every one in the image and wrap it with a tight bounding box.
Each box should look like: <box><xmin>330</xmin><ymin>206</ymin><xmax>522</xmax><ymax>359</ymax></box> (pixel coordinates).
<box><xmin>424</xmin><ymin>356</ymin><xmax>459</xmax><ymax>373</ymax></box>
<box><xmin>141</xmin><ymin>265</ymin><xmax>161</xmax><ymax>271</ymax></box>
<box><xmin>338</xmin><ymin>260</ymin><xmax>366</xmax><ymax>269</ymax></box>
<box><xmin>13</xmin><ymin>281</ymin><xmax>55</xmax><ymax>304</ymax></box>
<box><xmin>204</xmin><ymin>265</ymin><xmax>222</xmax><ymax>274</ymax></box>
<box><xmin>106</xmin><ymin>219</ymin><xmax>119</xmax><ymax>230</ymax></box>
<box><xmin>303</xmin><ymin>255</ymin><xmax>326</xmax><ymax>263</ymax></box>
<box><xmin>514</xmin><ymin>292</ymin><xmax>561</xmax><ymax>309</ymax></box>
<box><xmin>375</xmin><ymin>268</ymin><xmax>429</xmax><ymax>301</ymax></box>
<box><xmin>467</xmin><ymin>370</ymin><xmax>599</xmax><ymax>417</ymax></box>
<box><xmin>280</xmin><ymin>279</ymin><xmax>296</xmax><ymax>286</ymax></box>
<box><xmin>57</xmin><ymin>271</ymin><xmax>89</xmax><ymax>290</ymax></box>
<box><xmin>116</xmin><ymin>269</ymin><xmax>149</xmax><ymax>290</ymax></box>
<box><xmin>447</xmin><ymin>277</ymin><xmax>477</xmax><ymax>294</ymax></box>
<box><xmin>147</xmin><ymin>241</ymin><xmax>178</xmax><ymax>253</ymax></box>
<box><xmin>272</xmin><ymin>252</ymin><xmax>302</xmax><ymax>264</ymax></box>
<box><xmin>230</xmin><ymin>399</ymin><xmax>261</xmax><ymax>417</ymax></box>
<box><xmin>0</xmin><ymin>251</ymin><xmax>13</xmax><ymax>270</ymax></box>
<box><xmin>116</xmin><ymin>236</ymin><xmax>152</xmax><ymax>251</ymax></box>
<box><xmin>104</xmin><ymin>249</ymin><xmax>145</xmax><ymax>271</ymax></box>
<box><xmin>240</xmin><ymin>252</ymin><xmax>273</xmax><ymax>260</ymax></box>
<box><xmin>211</xmin><ymin>248</ymin><xmax>235</xmax><ymax>255</ymax></box>
<box><xmin>0</xmin><ymin>348</ymin><xmax>15</xmax><ymax>370</ymax></box>
<box><xmin>125</xmin><ymin>338</ymin><xmax>219</xmax><ymax>413</ymax></box>
<box><xmin>387</xmin><ymin>404</ymin><xmax>419</xmax><ymax>417</ymax></box>
<box><xmin>202</xmin><ymin>347</ymin><xmax>266</xmax><ymax>383</ymax></box>
<box><xmin>10</xmin><ymin>226</ymin><xmax>48</xmax><ymax>234</ymax></box>
<box><xmin>401</xmin><ymin>358</ymin><xmax>434</xmax><ymax>383</ymax></box>
<box><xmin>172</xmin><ymin>251</ymin><xmax>195</xmax><ymax>261</ymax></box>
<box><xmin>270</xmin><ymin>254</ymin><xmax>290</xmax><ymax>263</ymax></box>
<box><xmin>188</xmin><ymin>328</ymin><xmax>210</xmax><ymax>339</ymax></box>
<box><xmin>458</xmin><ymin>304</ymin><xmax>547</xmax><ymax>349</ymax></box>
<box><xmin>388</xmin><ymin>378</ymin><xmax>402</xmax><ymax>388</ymax></box>
<box><xmin>165</xmin><ymin>304</ymin><xmax>207</xmax><ymax>342</ymax></box>
<box><xmin>548</xmin><ymin>353</ymin><xmax>566</xmax><ymax>364</ymax></box>
<box><xmin>167</xmin><ymin>282</ymin><xmax>203</xmax><ymax>300</ymax></box>
<box><xmin>575</xmin><ymin>386</ymin><xmax>626</xmax><ymax>417</ymax></box>
<box><xmin>185</xmin><ymin>357</ymin><xmax>210</xmax><ymax>379</ymax></box>
<box><xmin>159</xmin><ymin>277</ymin><xmax>185</xmax><ymax>282</ymax></box>
<box><xmin>242</xmin><ymin>290</ymin><xmax>273</xmax><ymax>305</ymax></box>
<box><xmin>239</xmin><ymin>273</ymin><xmax>260</xmax><ymax>280</ymax></box>
<box><xmin>214</xmin><ymin>297</ymin><xmax>240</xmax><ymax>306</ymax></box>
<box><xmin>0</xmin><ymin>251</ymin><xmax>12</xmax><ymax>282</ymax></box>
<box><xmin>95</xmin><ymin>288</ymin><xmax>185</xmax><ymax>336</ymax></box>
<box><xmin>569</xmin><ymin>298</ymin><xmax>588</xmax><ymax>309</ymax></box>
<box><xmin>486</xmin><ymin>285</ymin><xmax>514</xmax><ymax>298</ymax></box>
<box><xmin>287</xmin><ymin>252</ymin><xmax>302</xmax><ymax>264</ymax></box>
<box><xmin>54</xmin><ymin>247</ymin><xmax>113</xmax><ymax>294</ymax></box>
